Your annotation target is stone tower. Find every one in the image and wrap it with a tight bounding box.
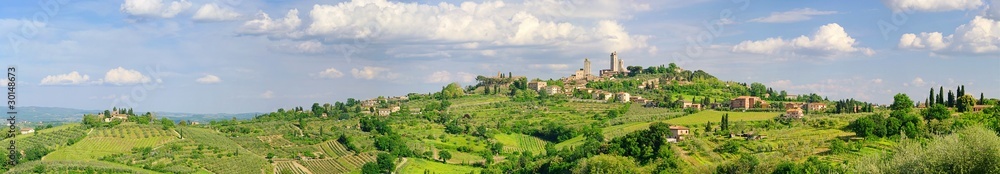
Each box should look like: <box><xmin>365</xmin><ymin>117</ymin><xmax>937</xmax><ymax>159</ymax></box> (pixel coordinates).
<box><xmin>610</xmin><ymin>51</ymin><xmax>618</xmax><ymax>72</ymax></box>
<box><xmin>618</xmin><ymin>59</ymin><xmax>624</xmax><ymax>72</ymax></box>
<box><xmin>584</xmin><ymin>58</ymin><xmax>591</xmax><ymax>76</ymax></box>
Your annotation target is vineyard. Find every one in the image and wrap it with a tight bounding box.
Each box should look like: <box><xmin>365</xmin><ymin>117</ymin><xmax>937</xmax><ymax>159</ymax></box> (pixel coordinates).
<box><xmin>494</xmin><ymin>133</ymin><xmax>547</xmax><ymax>154</ymax></box>
<box><xmin>274</xmin><ymin>161</ymin><xmax>308</xmax><ymax>174</ymax></box>
<box><xmin>5</xmin><ymin>160</ymin><xmax>160</xmax><ymax>174</ymax></box>
<box><xmin>10</xmin><ymin>125</ymin><xmax>87</xmax><ymax>151</ymax></box>
<box><xmin>398</xmin><ymin>158</ymin><xmax>480</xmax><ymax>174</ymax></box>
<box><xmin>315</xmin><ymin>140</ymin><xmax>352</xmax><ymax>158</ymax></box>
<box><xmin>665</xmin><ymin>110</ymin><xmax>781</xmax><ymax>125</ymax></box>
<box><xmin>299</xmin><ymin>152</ymin><xmax>377</xmax><ymax>174</ymax></box>
<box><xmin>179</xmin><ymin>127</ymin><xmax>272</xmax><ymax>174</ymax></box>
<box><xmin>44</xmin><ymin>127</ymin><xmax>177</xmax><ymax>161</ymax></box>
<box><xmin>258</xmin><ymin>135</ymin><xmax>296</xmax><ymax>147</ymax></box>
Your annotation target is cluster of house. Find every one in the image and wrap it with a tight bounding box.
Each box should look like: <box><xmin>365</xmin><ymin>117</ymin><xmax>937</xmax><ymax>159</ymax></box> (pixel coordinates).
<box><xmin>360</xmin><ymin>95</ymin><xmax>416</xmax><ymax>116</ymax></box>
<box><xmin>97</xmin><ymin>110</ymin><xmax>132</xmax><ymax>122</ymax></box>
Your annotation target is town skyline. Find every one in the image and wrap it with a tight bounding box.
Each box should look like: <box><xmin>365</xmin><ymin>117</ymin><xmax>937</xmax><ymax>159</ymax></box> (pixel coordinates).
<box><xmin>1</xmin><ymin>0</ymin><xmax>997</xmax><ymax>113</ymax></box>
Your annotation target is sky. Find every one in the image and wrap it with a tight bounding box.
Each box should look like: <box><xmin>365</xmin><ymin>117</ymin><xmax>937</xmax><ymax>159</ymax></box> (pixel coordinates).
<box><xmin>0</xmin><ymin>0</ymin><xmax>998</xmax><ymax>114</ymax></box>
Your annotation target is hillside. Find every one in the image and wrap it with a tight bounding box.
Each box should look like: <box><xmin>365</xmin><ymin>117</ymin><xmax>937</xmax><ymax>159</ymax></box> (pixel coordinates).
<box><xmin>3</xmin><ymin>64</ymin><xmax>999</xmax><ymax>174</ymax></box>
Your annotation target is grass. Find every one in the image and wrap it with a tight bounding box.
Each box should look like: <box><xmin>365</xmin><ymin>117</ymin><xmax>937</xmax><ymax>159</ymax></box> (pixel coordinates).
<box><xmin>44</xmin><ymin>136</ymin><xmax>176</xmax><ymax>161</ymax></box>
<box><xmin>666</xmin><ymin>110</ymin><xmax>781</xmax><ymax>125</ymax></box>
<box><xmin>398</xmin><ymin>158</ymin><xmax>482</xmax><ymax>174</ymax></box>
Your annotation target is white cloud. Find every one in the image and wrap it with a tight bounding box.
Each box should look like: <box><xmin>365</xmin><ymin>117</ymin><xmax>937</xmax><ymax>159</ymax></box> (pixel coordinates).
<box><xmin>425</xmin><ymin>71</ymin><xmax>477</xmax><ymax>83</ymax></box>
<box><xmin>425</xmin><ymin>71</ymin><xmax>452</xmax><ymax>83</ymax></box>
<box><xmin>898</xmin><ymin>16</ymin><xmax>1000</xmax><ymax>55</ymax></box>
<box><xmin>882</xmin><ymin>0</ymin><xmax>983</xmax><ymax>12</ymax></box>
<box><xmin>985</xmin><ymin>0</ymin><xmax>1000</xmax><ymax>20</ymax></box>
<box><xmin>529</xmin><ymin>64</ymin><xmax>570</xmax><ymax>71</ymax></box>
<box><xmin>871</xmin><ymin>78</ymin><xmax>884</xmax><ymax>84</ymax></box>
<box><xmin>731</xmin><ymin>23</ymin><xmax>875</xmax><ymax>58</ymax></box>
<box><xmin>912</xmin><ymin>77</ymin><xmax>927</xmax><ymax>86</ymax></box>
<box><xmin>456</xmin><ymin>72</ymin><xmax>476</xmax><ymax>83</ymax></box>
<box><xmin>40</xmin><ymin>71</ymin><xmax>90</xmax><ymax>85</ymax></box>
<box><xmin>235</xmin><ymin>0</ymin><xmax>652</xmax><ymax>53</ymax></box>
<box><xmin>260</xmin><ymin>90</ymin><xmax>274</xmax><ymax>99</ymax></box>
<box><xmin>480</xmin><ymin>50</ymin><xmax>497</xmax><ymax>56</ymax></box>
<box><xmin>351</xmin><ymin>66</ymin><xmax>397</xmax><ymax>80</ymax></box>
<box><xmin>193</xmin><ymin>3</ymin><xmax>241</xmax><ymax>22</ymax></box>
<box><xmin>195</xmin><ymin>74</ymin><xmax>221</xmax><ymax>84</ymax></box>
<box><xmin>120</xmin><ymin>0</ymin><xmax>192</xmax><ymax>18</ymax></box>
<box><xmin>238</xmin><ymin>9</ymin><xmax>301</xmax><ymax>36</ymax></box>
<box><xmin>102</xmin><ymin>67</ymin><xmax>151</xmax><ymax>85</ymax></box>
<box><xmin>749</xmin><ymin>8</ymin><xmax>837</xmax><ymax>23</ymax></box>
<box><xmin>317</xmin><ymin>68</ymin><xmax>344</xmax><ymax>79</ymax></box>
<box><xmin>272</xmin><ymin>40</ymin><xmax>325</xmax><ymax>54</ymax></box>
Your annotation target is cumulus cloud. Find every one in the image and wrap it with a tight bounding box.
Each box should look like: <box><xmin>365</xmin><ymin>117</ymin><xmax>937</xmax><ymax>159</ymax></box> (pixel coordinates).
<box><xmin>912</xmin><ymin>77</ymin><xmax>926</xmax><ymax>86</ymax></box>
<box><xmin>529</xmin><ymin>64</ymin><xmax>571</xmax><ymax>71</ymax></box>
<box><xmin>985</xmin><ymin>0</ymin><xmax>1000</xmax><ymax>20</ymax></box>
<box><xmin>749</xmin><ymin>8</ymin><xmax>837</xmax><ymax>23</ymax></box>
<box><xmin>316</xmin><ymin>68</ymin><xmax>344</xmax><ymax>79</ymax></box>
<box><xmin>193</xmin><ymin>3</ymin><xmax>241</xmax><ymax>22</ymax></box>
<box><xmin>40</xmin><ymin>71</ymin><xmax>91</xmax><ymax>85</ymax></box>
<box><xmin>238</xmin><ymin>9</ymin><xmax>301</xmax><ymax>36</ymax></box>
<box><xmin>351</xmin><ymin>66</ymin><xmax>397</xmax><ymax>80</ymax></box>
<box><xmin>195</xmin><ymin>74</ymin><xmax>221</xmax><ymax>84</ymax></box>
<box><xmin>425</xmin><ymin>71</ymin><xmax>477</xmax><ymax>83</ymax></box>
<box><xmin>272</xmin><ymin>40</ymin><xmax>325</xmax><ymax>54</ymax></box>
<box><xmin>102</xmin><ymin>67</ymin><xmax>151</xmax><ymax>85</ymax></box>
<box><xmin>425</xmin><ymin>71</ymin><xmax>452</xmax><ymax>83</ymax></box>
<box><xmin>260</xmin><ymin>90</ymin><xmax>274</xmax><ymax>99</ymax></box>
<box><xmin>120</xmin><ymin>0</ymin><xmax>192</xmax><ymax>18</ymax></box>
<box><xmin>731</xmin><ymin>23</ymin><xmax>875</xmax><ymax>58</ymax></box>
<box><xmin>882</xmin><ymin>0</ymin><xmax>983</xmax><ymax>12</ymax></box>
<box><xmin>239</xmin><ymin>0</ymin><xmax>652</xmax><ymax>53</ymax></box>
<box><xmin>898</xmin><ymin>16</ymin><xmax>1000</xmax><ymax>55</ymax></box>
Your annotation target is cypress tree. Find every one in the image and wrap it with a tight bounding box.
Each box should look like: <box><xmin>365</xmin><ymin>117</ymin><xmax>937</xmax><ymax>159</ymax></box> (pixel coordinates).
<box><xmin>947</xmin><ymin>90</ymin><xmax>955</xmax><ymax>107</ymax></box>
<box><xmin>938</xmin><ymin>87</ymin><xmax>945</xmax><ymax>105</ymax></box>
<box><xmin>929</xmin><ymin>88</ymin><xmax>935</xmax><ymax>106</ymax></box>
<box><xmin>981</xmin><ymin>93</ymin><xmax>986</xmax><ymax>105</ymax></box>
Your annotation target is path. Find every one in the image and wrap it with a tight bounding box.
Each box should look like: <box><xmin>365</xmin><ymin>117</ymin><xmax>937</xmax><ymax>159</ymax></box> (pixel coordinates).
<box><xmin>394</xmin><ymin>157</ymin><xmax>409</xmax><ymax>172</ymax></box>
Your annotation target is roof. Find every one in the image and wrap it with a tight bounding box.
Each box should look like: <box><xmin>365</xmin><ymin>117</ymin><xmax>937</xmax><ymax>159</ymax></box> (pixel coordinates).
<box><xmin>669</xmin><ymin>125</ymin><xmax>689</xmax><ymax>130</ymax></box>
<box><xmin>20</xmin><ymin>128</ymin><xmax>32</xmax><ymax>131</ymax></box>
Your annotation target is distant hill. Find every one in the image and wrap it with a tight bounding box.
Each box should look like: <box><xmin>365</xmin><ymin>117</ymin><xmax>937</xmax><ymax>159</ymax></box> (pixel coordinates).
<box><xmin>15</xmin><ymin>106</ymin><xmax>260</xmax><ymax>123</ymax></box>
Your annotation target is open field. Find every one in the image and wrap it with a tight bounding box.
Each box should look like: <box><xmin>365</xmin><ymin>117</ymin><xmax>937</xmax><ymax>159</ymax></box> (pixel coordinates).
<box><xmin>398</xmin><ymin>158</ymin><xmax>481</xmax><ymax>174</ymax></box>
<box><xmin>666</xmin><ymin>110</ymin><xmax>781</xmax><ymax>125</ymax></box>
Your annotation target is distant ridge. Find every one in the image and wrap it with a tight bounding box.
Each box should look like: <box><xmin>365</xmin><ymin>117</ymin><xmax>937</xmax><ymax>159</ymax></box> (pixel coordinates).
<box><xmin>14</xmin><ymin>106</ymin><xmax>261</xmax><ymax>123</ymax></box>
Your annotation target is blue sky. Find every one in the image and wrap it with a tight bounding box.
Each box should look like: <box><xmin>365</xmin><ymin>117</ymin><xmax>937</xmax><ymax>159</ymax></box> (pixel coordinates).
<box><xmin>1</xmin><ymin>0</ymin><xmax>998</xmax><ymax>113</ymax></box>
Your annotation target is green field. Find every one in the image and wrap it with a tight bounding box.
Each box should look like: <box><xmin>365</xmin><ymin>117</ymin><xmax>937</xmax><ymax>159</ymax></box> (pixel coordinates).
<box><xmin>398</xmin><ymin>158</ymin><xmax>481</xmax><ymax>174</ymax></box>
<box><xmin>494</xmin><ymin>133</ymin><xmax>548</xmax><ymax>154</ymax></box>
<box><xmin>666</xmin><ymin>110</ymin><xmax>781</xmax><ymax>125</ymax></box>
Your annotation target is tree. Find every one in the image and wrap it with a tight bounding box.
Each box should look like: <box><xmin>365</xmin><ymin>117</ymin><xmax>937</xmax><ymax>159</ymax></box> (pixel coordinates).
<box><xmin>948</xmin><ymin>90</ymin><xmax>956</xmax><ymax>107</ymax></box>
<box><xmin>376</xmin><ymin>153</ymin><xmax>395</xmax><ymax>173</ymax></box>
<box><xmin>439</xmin><ymin>150</ymin><xmax>452</xmax><ymax>162</ymax></box>
<box><xmin>890</xmin><ymin>93</ymin><xmax>914</xmax><ymax>112</ymax></box>
<box><xmin>160</xmin><ymin>118</ymin><xmax>175</xmax><ymax>130</ymax></box>
<box><xmin>361</xmin><ymin>162</ymin><xmax>380</xmax><ymax>174</ymax></box>
<box><xmin>929</xmin><ymin>88</ymin><xmax>936</xmax><ymax>106</ymax></box>
<box><xmin>571</xmin><ymin>155</ymin><xmax>640</xmax><ymax>174</ymax></box>
<box><xmin>705</xmin><ymin>121</ymin><xmax>712</xmax><ymax>132</ymax></box>
<box><xmin>923</xmin><ymin>104</ymin><xmax>951</xmax><ymax>120</ymax></box>
<box><xmin>938</xmin><ymin>86</ymin><xmax>945</xmax><ymax>106</ymax></box>
<box><xmin>982</xmin><ymin>93</ymin><xmax>987</xmax><ymax>105</ymax></box>
<box><xmin>957</xmin><ymin>95</ymin><xmax>976</xmax><ymax>112</ymax></box>
<box><xmin>440</xmin><ymin>83</ymin><xmax>465</xmax><ymax>99</ymax></box>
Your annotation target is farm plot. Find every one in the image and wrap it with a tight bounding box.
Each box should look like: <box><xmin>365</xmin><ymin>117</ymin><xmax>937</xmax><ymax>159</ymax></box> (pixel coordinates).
<box><xmin>494</xmin><ymin>133</ymin><xmax>547</xmax><ymax>154</ymax></box>
<box><xmin>666</xmin><ymin>110</ymin><xmax>780</xmax><ymax>125</ymax></box>
<box><xmin>275</xmin><ymin>161</ymin><xmax>309</xmax><ymax>174</ymax></box>
<box><xmin>398</xmin><ymin>158</ymin><xmax>481</xmax><ymax>174</ymax></box>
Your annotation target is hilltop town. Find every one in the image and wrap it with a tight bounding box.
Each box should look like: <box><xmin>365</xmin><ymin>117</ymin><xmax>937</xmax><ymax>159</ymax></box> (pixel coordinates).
<box><xmin>3</xmin><ymin>52</ymin><xmax>999</xmax><ymax>174</ymax></box>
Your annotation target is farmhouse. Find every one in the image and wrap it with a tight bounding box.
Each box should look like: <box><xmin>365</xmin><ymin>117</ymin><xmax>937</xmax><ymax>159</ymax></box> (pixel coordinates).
<box><xmin>807</xmin><ymin>103</ymin><xmax>827</xmax><ymax>111</ymax></box>
<box><xmin>973</xmin><ymin>105</ymin><xmax>990</xmax><ymax>112</ymax></box>
<box><xmin>730</xmin><ymin>96</ymin><xmax>767</xmax><ymax>110</ymax></box>
<box><xmin>682</xmin><ymin>101</ymin><xmax>702</xmax><ymax>110</ymax></box>
<box><xmin>377</xmin><ymin>109</ymin><xmax>392</xmax><ymax>116</ymax></box>
<box><xmin>528</xmin><ymin>81</ymin><xmax>547</xmax><ymax>92</ymax></box>
<box><xmin>669</xmin><ymin>126</ymin><xmax>690</xmax><ymax>142</ymax></box>
<box><xmin>616</xmin><ymin>92</ymin><xmax>631</xmax><ymax>103</ymax></box>
<box><xmin>19</xmin><ymin>128</ymin><xmax>34</xmax><ymax>134</ymax></box>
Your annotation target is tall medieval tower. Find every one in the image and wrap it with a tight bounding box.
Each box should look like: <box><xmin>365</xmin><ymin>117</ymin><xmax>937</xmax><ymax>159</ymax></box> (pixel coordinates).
<box><xmin>610</xmin><ymin>51</ymin><xmax>619</xmax><ymax>72</ymax></box>
<box><xmin>584</xmin><ymin>58</ymin><xmax>591</xmax><ymax>76</ymax></box>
